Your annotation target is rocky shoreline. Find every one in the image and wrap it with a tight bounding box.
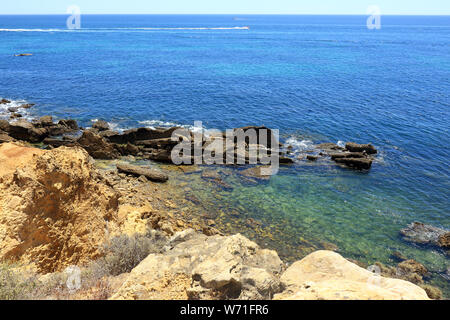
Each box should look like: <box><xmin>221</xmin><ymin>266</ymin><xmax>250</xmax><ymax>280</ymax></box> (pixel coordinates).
<box><xmin>0</xmin><ymin>100</ymin><xmax>446</xmax><ymax>300</ymax></box>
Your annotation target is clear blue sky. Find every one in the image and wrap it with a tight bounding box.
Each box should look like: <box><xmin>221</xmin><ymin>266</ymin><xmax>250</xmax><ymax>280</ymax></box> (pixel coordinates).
<box><xmin>1</xmin><ymin>0</ymin><xmax>449</xmax><ymax>15</ymax></box>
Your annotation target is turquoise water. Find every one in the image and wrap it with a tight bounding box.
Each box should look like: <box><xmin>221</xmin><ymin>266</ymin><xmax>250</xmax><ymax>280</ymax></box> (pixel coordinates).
<box><xmin>0</xmin><ymin>14</ymin><xmax>449</xmax><ymax>294</ymax></box>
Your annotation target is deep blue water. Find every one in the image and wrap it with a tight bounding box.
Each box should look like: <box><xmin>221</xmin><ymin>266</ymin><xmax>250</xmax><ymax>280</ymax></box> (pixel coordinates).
<box><xmin>0</xmin><ymin>15</ymin><xmax>449</xmax><ymax>291</ymax></box>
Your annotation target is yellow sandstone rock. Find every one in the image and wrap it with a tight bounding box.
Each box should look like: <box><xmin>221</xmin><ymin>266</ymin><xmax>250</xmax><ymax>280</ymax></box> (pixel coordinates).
<box><xmin>274</xmin><ymin>250</ymin><xmax>430</xmax><ymax>300</ymax></box>
<box><xmin>0</xmin><ymin>143</ymin><xmax>120</xmax><ymax>273</ymax></box>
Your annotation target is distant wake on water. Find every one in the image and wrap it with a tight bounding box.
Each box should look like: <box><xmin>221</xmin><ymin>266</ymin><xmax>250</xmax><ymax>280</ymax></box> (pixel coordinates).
<box><xmin>0</xmin><ymin>27</ymin><xmax>249</xmax><ymax>32</ymax></box>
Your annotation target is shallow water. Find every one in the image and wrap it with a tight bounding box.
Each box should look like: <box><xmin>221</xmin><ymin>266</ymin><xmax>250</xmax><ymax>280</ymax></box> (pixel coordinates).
<box><xmin>1</xmin><ymin>14</ymin><xmax>449</xmax><ymax>296</ymax></box>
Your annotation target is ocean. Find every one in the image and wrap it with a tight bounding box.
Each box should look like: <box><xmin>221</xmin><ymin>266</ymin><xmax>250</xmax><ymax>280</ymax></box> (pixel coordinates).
<box><xmin>0</xmin><ymin>14</ymin><xmax>449</xmax><ymax>294</ymax></box>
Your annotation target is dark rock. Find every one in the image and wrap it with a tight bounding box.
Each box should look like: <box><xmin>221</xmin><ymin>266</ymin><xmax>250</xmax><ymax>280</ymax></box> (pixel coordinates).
<box><xmin>400</xmin><ymin>222</ymin><xmax>448</xmax><ymax>246</ymax></box>
<box><xmin>334</xmin><ymin>157</ymin><xmax>372</xmax><ymax>170</ymax></box>
<box><xmin>146</xmin><ymin>149</ymin><xmax>173</xmax><ymax>163</ymax></box>
<box><xmin>38</xmin><ymin>116</ymin><xmax>54</xmax><ymax>127</ymax></box>
<box><xmin>9</xmin><ymin>113</ymin><xmax>22</xmax><ymax>119</ymax></box>
<box><xmin>99</xmin><ymin>130</ymin><xmax>119</xmax><ymax>138</ymax></box>
<box><xmin>279</xmin><ymin>157</ymin><xmax>294</xmax><ymax>164</ymax></box>
<box><xmin>116</xmin><ymin>163</ymin><xmax>168</xmax><ymax>182</ymax></box>
<box><xmin>58</xmin><ymin>119</ymin><xmax>79</xmax><ymax>130</ymax></box>
<box><xmin>330</xmin><ymin>152</ymin><xmax>366</xmax><ymax>160</ymax></box>
<box><xmin>8</xmin><ymin>120</ymin><xmax>48</xmax><ymax>142</ymax></box>
<box><xmin>92</xmin><ymin>120</ymin><xmax>110</xmax><ymax>131</ymax></box>
<box><xmin>7</xmin><ymin>107</ymin><xmax>18</xmax><ymax>113</ymax></box>
<box><xmin>397</xmin><ymin>260</ymin><xmax>428</xmax><ymax>277</ymax></box>
<box><xmin>135</xmin><ymin>138</ymin><xmax>178</xmax><ymax>149</ymax></box>
<box><xmin>20</xmin><ymin>103</ymin><xmax>35</xmax><ymax>109</ymax></box>
<box><xmin>233</xmin><ymin>126</ymin><xmax>278</xmax><ymax>149</ymax></box>
<box><xmin>77</xmin><ymin>130</ymin><xmax>120</xmax><ymax>159</ymax></box>
<box><xmin>306</xmin><ymin>155</ymin><xmax>318</xmax><ymax>161</ymax></box>
<box><xmin>391</xmin><ymin>251</ymin><xmax>408</xmax><ymax>262</ymax></box>
<box><xmin>114</xmin><ymin>142</ymin><xmax>141</xmax><ymax>156</ymax></box>
<box><xmin>0</xmin><ymin>99</ymin><xmax>11</xmax><ymax>104</ymax></box>
<box><xmin>106</xmin><ymin>127</ymin><xmax>180</xmax><ymax>144</ymax></box>
<box><xmin>345</xmin><ymin>142</ymin><xmax>377</xmax><ymax>155</ymax></box>
<box><xmin>43</xmin><ymin>137</ymin><xmax>75</xmax><ymax>147</ymax></box>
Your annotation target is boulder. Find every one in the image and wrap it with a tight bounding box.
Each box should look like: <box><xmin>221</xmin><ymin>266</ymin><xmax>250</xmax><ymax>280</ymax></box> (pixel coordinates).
<box><xmin>334</xmin><ymin>157</ymin><xmax>372</xmax><ymax>170</ymax></box>
<box><xmin>345</xmin><ymin>142</ymin><xmax>377</xmax><ymax>155</ymax></box>
<box><xmin>0</xmin><ymin>120</ymin><xmax>10</xmax><ymax>132</ymax></box>
<box><xmin>116</xmin><ymin>163</ymin><xmax>168</xmax><ymax>183</ymax></box>
<box><xmin>7</xmin><ymin>120</ymin><xmax>48</xmax><ymax>142</ymax></box>
<box><xmin>7</xmin><ymin>107</ymin><xmax>18</xmax><ymax>113</ymax></box>
<box><xmin>19</xmin><ymin>103</ymin><xmax>35</xmax><ymax>109</ymax></box>
<box><xmin>274</xmin><ymin>251</ymin><xmax>429</xmax><ymax>300</ymax></box>
<box><xmin>106</xmin><ymin>127</ymin><xmax>180</xmax><ymax>144</ymax></box>
<box><xmin>438</xmin><ymin>233</ymin><xmax>450</xmax><ymax>249</ymax></box>
<box><xmin>306</xmin><ymin>155</ymin><xmax>318</xmax><ymax>161</ymax></box>
<box><xmin>38</xmin><ymin>116</ymin><xmax>54</xmax><ymax>127</ymax></box>
<box><xmin>77</xmin><ymin>130</ymin><xmax>120</xmax><ymax>159</ymax></box>
<box><xmin>92</xmin><ymin>120</ymin><xmax>110</xmax><ymax>131</ymax></box>
<box><xmin>111</xmin><ymin>232</ymin><xmax>284</xmax><ymax>300</ymax></box>
<box><xmin>330</xmin><ymin>152</ymin><xmax>366</xmax><ymax>160</ymax></box>
<box><xmin>400</xmin><ymin>222</ymin><xmax>448</xmax><ymax>247</ymax></box>
<box><xmin>43</xmin><ymin>137</ymin><xmax>76</xmax><ymax>148</ymax></box>
<box><xmin>315</xmin><ymin>143</ymin><xmax>344</xmax><ymax>152</ymax></box>
<box><xmin>146</xmin><ymin>149</ymin><xmax>173</xmax><ymax>163</ymax></box>
<box><xmin>0</xmin><ymin>133</ymin><xmax>14</xmax><ymax>143</ymax></box>
<box><xmin>58</xmin><ymin>119</ymin><xmax>79</xmax><ymax>131</ymax></box>
<box><xmin>0</xmin><ymin>143</ymin><xmax>119</xmax><ymax>273</ymax></box>
<box><xmin>233</xmin><ymin>126</ymin><xmax>278</xmax><ymax>149</ymax></box>
<box><xmin>0</xmin><ymin>99</ymin><xmax>11</xmax><ymax>104</ymax></box>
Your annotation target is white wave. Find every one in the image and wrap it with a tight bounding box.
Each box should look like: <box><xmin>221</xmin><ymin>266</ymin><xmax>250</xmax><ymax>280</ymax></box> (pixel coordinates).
<box><xmin>0</xmin><ymin>98</ymin><xmax>34</xmax><ymax>121</ymax></box>
<box><xmin>0</xmin><ymin>27</ymin><xmax>249</xmax><ymax>33</ymax></box>
<box><xmin>285</xmin><ymin>137</ymin><xmax>315</xmax><ymax>152</ymax></box>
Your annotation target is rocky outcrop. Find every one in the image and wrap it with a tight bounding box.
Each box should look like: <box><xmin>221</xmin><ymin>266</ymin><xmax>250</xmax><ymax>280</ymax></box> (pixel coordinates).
<box><xmin>116</xmin><ymin>163</ymin><xmax>168</xmax><ymax>183</ymax></box>
<box><xmin>345</xmin><ymin>142</ymin><xmax>377</xmax><ymax>155</ymax></box>
<box><xmin>111</xmin><ymin>231</ymin><xmax>284</xmax><ymax>300</ymax></box>
<box><xmin>92</xmin><ymin>120</ymin><xmax>110</xmax><ymax>131</ymax></box>
<box><xmin>274</xmin><ymin>251</ymin><xmax>429</xmax><ymax>300</ymax></box>
<box><xmin>77</xmin><ymin>130</ymin><xmax>120</xmax><ymax>159</ymax></box>
<box><xmin>0</xmin><ymin>143</ymin><xmax>120</xmax><ymax>273</ymax></box>
<box><xmin>400</xmin><ymin>222</ymin><xmax>449</xmax><ymax>250</ymax></box>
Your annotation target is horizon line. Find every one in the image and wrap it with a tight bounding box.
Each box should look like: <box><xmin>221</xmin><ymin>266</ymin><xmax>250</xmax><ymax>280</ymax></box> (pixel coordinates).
<box><xmin>0</xmin><ymin>13</ymin><xmax>449</xmax><ymax>16</ymax></box>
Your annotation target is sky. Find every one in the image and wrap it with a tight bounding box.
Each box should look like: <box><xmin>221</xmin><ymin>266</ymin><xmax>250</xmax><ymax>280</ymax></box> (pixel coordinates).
<box><xmin>0</xmin><ymin>0</ymin><xmax>449</xmax><ymax>15</ymax></box>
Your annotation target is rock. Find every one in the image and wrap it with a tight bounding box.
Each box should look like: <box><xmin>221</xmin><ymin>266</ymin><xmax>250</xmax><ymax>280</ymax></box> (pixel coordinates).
<box><xmin>306</xmin><ymin>155</ymin><xmax>318</xmax><ymax>161</ymax></box>
<box><xmin>239</xmin><ymin>166</ymin><xmax>271</xmax><ymax>181</ymax></box>
<box><xmin>111</xmin><ymin>233</ymin><xmax>284</xmax><ymax>300</ymax></box>
<box><xmin>0</xmin><ymin>120</ymin><xmax>10</xmax><ymax>132</ymax></box>
<box><xmin>10</xmin><ymin>113</ymin><xmax>22</xmax><ymax>119</ymax></box>
<box><xmin>43</xmin><ymin>137</ymin><xmax>76</xmax><ymax>147</ymax></box>
<box><xmin>274</xmin><ymin>251</ymin><xmax>429</xmax><ymax>300</ymax></box>
<box><xmin>92</xmin><ymin>120</ymin><xmax>110</xmax><ymax>131</ymax></box>
<box><xmin>391</xmin><ymin>251</ymin><xmax>408</xmax><ymax>262</ymax></box>
<box><xmin>146</xmin><ymin>149</ymin><xmax>173</xmax><ymax>163</ymax></box>
<box><xmin>233</xmin><ymin>126</ymin><xmax>278</xmax><ymax>149</ymax></box>
<box><xmin>135</xmin><ymin>138</ymin><xmax>178</xmax><ymax>149</ymax></box>
<box><xmin>0</xmin><ymin>133</ymin><xmax>14</xmax><ymax>143</ymax></box>
<box><xmin>397</xmin><ymin>260</ymin><xmax>428</xmax><ymax>278</ymax></box>
<box><xmin>420</xmin><ymin>284</ymin><xmax>442</xmax><ymax>300</ymax></box>
<box><xmin>7</xmin><ymin>107</ymin><xmax>18</xmax><ymax>113</ymax></box>
<box><xmin>19</xmin><ymin>103</ymin><xmax>35</xmax><ymax>109</ymax></box>
<box><xmin>400</xmin><ymin>222</ymin><xmax>448</xmax><ymax>247</ymax></box>
<box><xmin>106</xmin><ymin>127</ymin><xmax>180</xmax><ymax>144</ymax></box>
<box><xmin>334</xmin><ymin>157</ymin><xmax>372</xmax><ymax>170</ymax></box>
<box><xmin>0</xmin><ymin>99</ymin><xmax>11</xmax><ymax>104</ymax></box>
<box><xmin>116</xmin><ymin>163</ymin><xmax>168</xmax><ymax>183</ymax></box>
<box><xmin>77</xmin><ymin>130</ymin><xmax>120</xmax><ymax>159</ymax></box>
<box><xmin>7</xmin><ymin>120</ymin><xmax>48</xmax><ymax>142</ymax></box>
<box><xmin>38</xmin><ymin>116</ymin><xmax>54</xmax><ymax>126</ymax></box>
<box><xmin>14</xmin><ymin>53</ymin><xmax>33</xmax><ymax>56</ymax></box>
<box><xmin>315</xmin><ymin>143</ymin><xmax>344</xmax><ymax>151</ymax></box>
<box><xmin>438</xmin><ymin>232</ymin><xmax>450</xmax><ymax>249</ymax></box>
<box><xmin>58</xmin><ymin>119</ymin><xmax>79</xmax><ymax>131</ymax></box>
<box><xmin>279</xmin><ymin>157</ymin><xmax>294</xmax><ymax>164</ymax></box>
<box><xmin>0</xmin><ymin>143</ymin><xmax>120</xmax><ymax>273</ymax></box>
<box><xmin>345</xmin><ymin>142</ymin><xmax>377</xmax><ymax>155</ymax></box>
<box><xmin>330</xmin><ymin>152</ymin><xmax>366</xmax><ymax>160</ymax></box>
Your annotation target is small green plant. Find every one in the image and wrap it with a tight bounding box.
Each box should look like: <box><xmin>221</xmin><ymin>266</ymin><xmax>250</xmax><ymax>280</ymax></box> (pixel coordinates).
<box><xmin>0</xmin><ymin>262</ymin><xmax>38</xmax><ymax>300</ymax></box>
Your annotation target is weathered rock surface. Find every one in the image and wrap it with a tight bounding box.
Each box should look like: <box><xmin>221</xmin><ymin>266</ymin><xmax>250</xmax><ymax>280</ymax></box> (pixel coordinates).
<box><xmin>274</xmin><ymin>251</ymin><xmax>429</xmax><ymax>300</ymax></box>
<box><xmin>7</xmin><ymin>120</ymin><xmax>48</xmax><ymax>143</ymax></box>
<box><xmin>345</xmin><ymin>142</ymin><xmax>377</xmax><ymax>155</ymax></box>
<box><xmin>111</xmin><ymin>231</ymin><xmax>284</xmax><ymax>300</ymax></box>
<box><xmin>400</xmin><ymin>222</ymin><xmax>448</xmax><ymax>248</ymax></box>
<box><xmin>116</xmin><ymin>163</ymin><xmax>168</xmax><ymax>183</ymax></box>
<box><xmin>334</xmin><ymin>157</ymin><xmax>372</xmax><ymax>170</ymax></box>
<box><xmin>77</xmin><ymin>130</ymin><xmax>120</xmax><ymax>159</ymax></box>
<box><xmin>92</xmin><ymin>120</ymin><xmax>110</xmax><ymax>131</ymax></box>
<box><xmin>0</xmin><ymin>143</ymin><xmax>120</xmax><ymax>273</ymax></box>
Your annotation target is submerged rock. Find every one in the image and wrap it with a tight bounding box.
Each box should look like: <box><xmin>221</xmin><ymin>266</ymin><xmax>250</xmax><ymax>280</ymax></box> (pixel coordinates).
<box><xmin>274</xmin><ymin>250</ymin><xmax>429</xmax><ymax>300</ymax></box>
<box><xmin>116</xmin><ymin>163</ymin><xmax>168</xmax><ymax>183</ymax></box>
<box><xmin>400</xmin><ymin>222</ymin><xmax>448</xmax><ymax>248</ymax></box>
<box><xmin>334</xmin><ymin>157</ymin><xmax>372</xmax><ymax>170</ymax></box>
